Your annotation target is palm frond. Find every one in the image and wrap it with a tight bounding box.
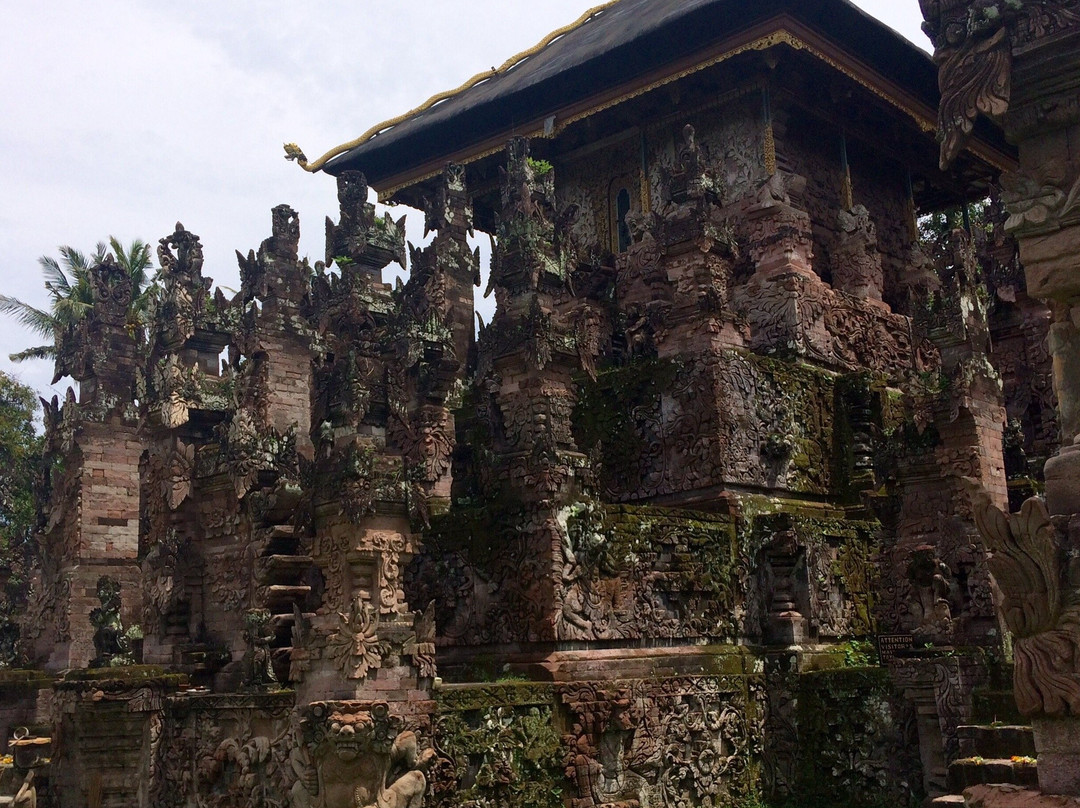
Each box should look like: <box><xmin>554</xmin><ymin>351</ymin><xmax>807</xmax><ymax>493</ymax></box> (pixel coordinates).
<box><xmin>52</xmin><ymin>297</ymin><xmax>92</xmax><ymax>325</ymax></box>
<box><xmin>110</xmin><ymin>237</ymin><xmax>155</xmax><ymax>296</ymax></box>
<box><xmin>13</xmin><ymin>237</ymin><xmax>157</xmax><ymax>357</ymax></box>
<box><xmin>58</xmin><ymin>246</ymin><xmax>90</xmax><ymax>273</ymax></box>
<box><xmin>0</xmin><ymin>296</ymin><xmax>58</xmax><ymax>337</ymax></box>
<box><xmin>8</xmin><ymin>345</ymin><xmax>56</xmax><ymax>362</ymax></box>
<box><xmin>38</xmin><ymin>255</ymin><xmax>72</xmax><ymax>295</ymax></box>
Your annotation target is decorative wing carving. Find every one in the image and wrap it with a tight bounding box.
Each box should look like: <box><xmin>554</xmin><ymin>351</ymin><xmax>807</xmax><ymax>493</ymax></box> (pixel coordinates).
<box><xmin>967</xmin><ymin>482</ymin><xmax>1080</xmax><ymax>716</ymax></box>
<box><xmin>935</xmin><ymin>23</ymin><xmax>1011</xmax><ymax>170</ymax></box>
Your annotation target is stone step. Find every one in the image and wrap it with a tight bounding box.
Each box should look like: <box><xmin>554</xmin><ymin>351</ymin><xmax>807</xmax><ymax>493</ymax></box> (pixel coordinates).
<box><xmin>181</xmin><ymin>644</ymin><xmax>228</xmax><ymax>672</ymax></box>
<box><xmin>255</xmin><ymin>554</ymin><xmax>314</xmax><ymax>585</ymax></box>
<box><xmin>957</xmin><ymin>725</ymin><xmax>1036</xmax><ymax>759</ymax></box>
<box><xmin>929</xmin><ymin>795</ymin><xmax>965</xmax><ymax>807</ymax></box>
<box><xmin>947</xmin><ymin>757</ymin><xmax>1039</xmax><ymax>793</ymax></box>
<box><xmin>261</xmin><ymin>584</ymin><xmax>312</xmax><ymax>609</ymax></box>
<box><xmin>265</xmin><ymin>528</ymin><xmax>302</xmax><ymax>555</ymax></box>
<box><xmin>268</xmin><ymin>611</ymin><xmax>316</xmax><ymax>631</ymax></box>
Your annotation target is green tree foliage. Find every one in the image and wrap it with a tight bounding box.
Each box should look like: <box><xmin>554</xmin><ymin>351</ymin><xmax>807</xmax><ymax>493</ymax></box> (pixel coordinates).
<box><xmin>0</xmin><ymin>372</ymin><xmax>43</xmax><ymax>665</ymax></box>
<box><xmin>918</xmin><ymin>200</ymin><xmax>992</xmax><ymax>247</ymax></box>
<box><xmin>0</xmin><ymin>237</ymin><xmax>156</xmax><ymax>362</ymax></box>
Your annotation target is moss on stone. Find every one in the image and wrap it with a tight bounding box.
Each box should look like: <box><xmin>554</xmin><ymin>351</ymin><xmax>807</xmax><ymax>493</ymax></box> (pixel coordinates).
<box><xmin>432</xmin><ymin>701</ymin><xmax>564</xmax><ymax>808</ymax></box>
<box><xmin>572</xmin><ymin>357</ymin><xmax>680</xmax><ymax>484</ymax></box>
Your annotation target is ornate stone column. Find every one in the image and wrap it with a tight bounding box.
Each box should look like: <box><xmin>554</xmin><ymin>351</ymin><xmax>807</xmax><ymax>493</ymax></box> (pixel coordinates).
<box><xmin>26</xmin><ymin>258</ymin><xmax>144</xmax><ymax>670</ymax></box>
<box><xmin>922</xmin><ymin>0</ymin><xmax>1080</xmax><ymax>794</ymax></box>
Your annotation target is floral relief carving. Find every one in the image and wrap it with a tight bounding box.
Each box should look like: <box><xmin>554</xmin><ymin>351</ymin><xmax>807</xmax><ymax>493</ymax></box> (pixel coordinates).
<box><xmin>327</xmin><ymin>597</ymin><xmax>387</xmax><ymax>681</ymax></box>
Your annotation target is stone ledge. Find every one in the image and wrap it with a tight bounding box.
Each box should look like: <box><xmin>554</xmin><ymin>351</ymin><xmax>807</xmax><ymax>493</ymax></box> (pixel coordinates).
<box><xmin>0</xmin><ymin>670</ymin><xmax>55</xmax><ymax>691</ymax></box>
<box><xmin>965</xmin><ymin>784</ymin><xmax>1080</xmax><ymax>807</ymax></box>
<box><xmin>54</xmin><ymin>665</ymin><xmax>187</xmax><ymax>691</ymax></box>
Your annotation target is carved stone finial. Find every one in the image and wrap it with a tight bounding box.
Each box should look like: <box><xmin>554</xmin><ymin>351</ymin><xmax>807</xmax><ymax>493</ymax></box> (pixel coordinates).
<box><xmin>668</xmin><ymin>123</ymin><xmax>724</xmax><ymax>204</ymax></box>
<box><xmin>834</xmin><ymin>204</ymin><xmax>884</xmax><ymax>302</ymax></box>
<box><xmin>157</xmin><ymin>222</ymin><xmax>204</xmax><ymax>280</ymax></box>
<box><xmin>156</xmin><ymin>224</ymin><xmax>209</xmax><ymax>349</ymax></box>
<box><xmin>89</xmin><ymin>255</ymin><xmax>135</xmax><ymax>329</ymax></box>
<box><xmin>325</xmin><ymin>170</ymin><xmax>406</xmax><ymax>272</ymax></box>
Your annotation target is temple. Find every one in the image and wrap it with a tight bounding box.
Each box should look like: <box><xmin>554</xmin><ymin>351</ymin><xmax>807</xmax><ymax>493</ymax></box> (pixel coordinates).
<box><xmin>4</xmin><ymin>0</ymin><xmax>1079</xmax><ymax>806</ymax></box>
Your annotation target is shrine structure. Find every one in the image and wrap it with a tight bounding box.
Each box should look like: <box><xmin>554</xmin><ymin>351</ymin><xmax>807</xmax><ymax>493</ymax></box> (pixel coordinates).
<box><xmin>1</xmin><ymin>0</ymin><xmax>1075</xmax><ymax>806</ymax></box>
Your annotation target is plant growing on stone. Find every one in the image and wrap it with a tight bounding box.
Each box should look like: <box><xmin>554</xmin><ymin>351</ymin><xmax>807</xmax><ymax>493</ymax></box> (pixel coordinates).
<box><xmin>527</xmin><ymin>157</ymin><xmax>554</xmax><ymax>176</ymax></box>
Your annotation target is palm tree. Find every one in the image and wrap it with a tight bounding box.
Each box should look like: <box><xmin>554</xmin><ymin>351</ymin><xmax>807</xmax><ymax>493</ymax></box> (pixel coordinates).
<box><xmin>0</xmin><ymin>238</ymin><xmax>156</xmax><ymax>362</ymax></box>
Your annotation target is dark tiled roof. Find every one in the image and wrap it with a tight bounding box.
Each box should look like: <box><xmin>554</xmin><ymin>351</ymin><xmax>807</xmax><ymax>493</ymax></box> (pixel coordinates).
<box><xmin>322</xmin><ymin>0</ymin><xmax>951</xmax><ymax>184</ymax></box>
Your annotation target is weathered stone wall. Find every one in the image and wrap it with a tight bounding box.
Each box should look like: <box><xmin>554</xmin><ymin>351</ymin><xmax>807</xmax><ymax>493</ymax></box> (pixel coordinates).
<box><xmin>426</xmin><ymin>664</ymin><xmax>921</xmax><ymax>808</ymax></box>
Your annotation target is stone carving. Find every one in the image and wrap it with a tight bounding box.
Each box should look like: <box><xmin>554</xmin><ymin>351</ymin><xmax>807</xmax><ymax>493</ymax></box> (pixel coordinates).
<box><xmin>560</xmin><ymin>677</ymin><xmax>763</xmax><ymax>808</ymax></box>
<box><xmin>921</xmin><ymin>0</ymin><xmax>1080</xmax><ymax>169</ymax></box>
<box><xmin>920</xmin><ymin>0</ymin><xmax>1014</xmax><ymax>169</ymax></box>
<box><xmin>327</xmin><ymin>598</ymin><xmax>386</xmax><ymax>681</ymax></box>
<box><xmin>795</xmin><ymin>669</ymin><xmax>916</xmax><ymax>804</ymax></box>
<box><xmin>1000</xmin><ymin>168</ymin><xmax>1080</xmax><ymax>235</ymax></box>
<box><xmin>243</xmin><ymin>609</ymin><xmax>279</xmax><ymax>689</ymax></box>
<box><xmin>906</xmin><ymin>544</ymin><xmax>962</xmax><ymax>643</ymax></box>
<box><xmin>142</xmin><ymin>528</ymin><xmax>190</xmax><ymax>638</ymax></box>
<box><xmin>359</xmin><ymin>731</ymin><xmax>434</xmax><ymax>808</ymax></box>
<box><xmin>432</xmin><ymin>701</ymin><xmax>562</xmax><ymax>808</ymax></box>
<box><xmin>403</xmin><ymin>602</ymin><xmax>436</xmax><ymax>680</ymax></box>
<box><xmin>301</xmin><ymin>702</ymin><xmax>434</xmax><ymax>808</ymax></box>
<box><xmin>969</xmin><ymin>487</ymin><xmax>1080</xmax><ymax>716</ymax></box>
<box><xmin>90</xmin><ymin>576</ymin><xmax>136</xmax><ymax>668</ymax></box>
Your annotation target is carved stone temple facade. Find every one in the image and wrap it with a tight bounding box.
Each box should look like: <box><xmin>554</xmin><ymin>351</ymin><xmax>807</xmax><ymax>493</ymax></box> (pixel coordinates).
<box><xmin>2</xmin><ymin>0</ymin><xmax>1074</xmax><ymax>806</ymax></box>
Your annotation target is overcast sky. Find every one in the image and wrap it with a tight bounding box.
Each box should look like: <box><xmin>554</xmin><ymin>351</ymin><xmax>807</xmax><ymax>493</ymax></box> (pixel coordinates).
<box><xmin>0</xmin><ymin>1</ymin><xmax>929</xmax><ymax>402</ymax></box>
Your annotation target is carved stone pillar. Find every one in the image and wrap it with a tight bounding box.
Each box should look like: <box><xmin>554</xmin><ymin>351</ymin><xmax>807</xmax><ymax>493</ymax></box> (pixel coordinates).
<box><xmin>833</xmin><ymin>205</ymin><xmax>885</xmax><ymax>304</ymax></box>
<box><xmin>482</xmin><ymin>138</ymin><xmax>589</xmax><ymax>511</ymax></box>
<box><xmin>922</xmin><ymin>2</ymin><xmax>1080</xmax><ymax>792</ymax></box>
<box><xmin>474</xmin><ymin>138</ymin><xmax>593</xmax><ymax>643</ymax></box>
<box><xmin>391</xmin><ymin>164</ymin><xmax>481</xmax><ymax>508</ymax></box>
<box><xmin>140</xmin><ymin>224</ymin><xmax>233</xmax><ymax>669</ymax></box>
<box><xmin>27</xmin><ymin>258</ymin><xmax>144</xmax><ymax>670</ymax></box>
<box><xmin>236</xmin><ymin>204</ymin><xmax>318</xmax><ymax>458</ymax></box>
<box><xmin>1046</xmin><ymin>302</ymin><xmax>1080</xmax><ymax>515</ymax></box>
<box><xmin>297</xmin><ymin>171</ymin><xmax>434</xmax><ymax>726</ymax></box>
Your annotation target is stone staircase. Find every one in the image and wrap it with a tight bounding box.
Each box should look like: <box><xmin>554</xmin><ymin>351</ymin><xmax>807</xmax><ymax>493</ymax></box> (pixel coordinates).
<box><xmin>929</xmin><ymin>724</ymin><xmax>1038</xmax><ymax>806</ymax></box>
<box><xmin>255</xmin><ymin>523</ymin><xmax>318</xmax><ymax>682</ymax></box>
